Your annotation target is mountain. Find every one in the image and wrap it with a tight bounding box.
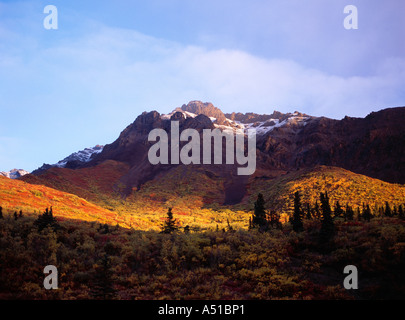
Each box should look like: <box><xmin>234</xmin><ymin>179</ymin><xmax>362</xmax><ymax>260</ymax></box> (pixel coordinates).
<box><xmin>32</xmin><ymin>145</ymin><xmax>104</xmax><ymax>174</ymax></box>
<box><xmin>0</xmin><ymin>169</ymin><xmax>29</xmax><ymax>179</ymax></box>
<box><xmin>180</xmin><ymin>100</ymin><xmax>229</xmax><ymax>125</ymax></box>
<box><xmin>255</xmin><ymin>107</ymin><xmax>405</xmax><ymax>184</ymax></box>
<box><xmin>19</xmin><ymin>101</ymin><xmax>405</xmax><ymax>226</ymax></box>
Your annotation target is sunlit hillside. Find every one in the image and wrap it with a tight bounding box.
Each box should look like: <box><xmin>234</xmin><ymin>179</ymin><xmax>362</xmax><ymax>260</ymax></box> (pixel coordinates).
<box><xmin>0</xmin><ymin>175</ymin><xmax>127</xmax><ymax>227</ymax></box>
<box><xmin>243</xmin><ymin>166</ymin><xmax>405</xmax><ymax>220</ymax></box>
<box><xmin>15</xmin><ymin>164</ymin><xmax>405</xmax><ymax>231</ymax></box>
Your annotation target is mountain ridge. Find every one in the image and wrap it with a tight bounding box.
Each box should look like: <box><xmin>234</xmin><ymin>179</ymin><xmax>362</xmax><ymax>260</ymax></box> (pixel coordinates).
<box><xmin>16</xmin><ymin>102</ymin><xmax>405</xmax><ymax>221</ymax></box>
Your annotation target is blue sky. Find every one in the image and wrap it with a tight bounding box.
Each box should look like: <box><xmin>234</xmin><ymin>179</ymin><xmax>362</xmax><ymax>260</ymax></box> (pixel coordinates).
<box><xmin>1</xmin><ymin>0</ymin><xmax>404</xmax><ymax>172</ymax></box>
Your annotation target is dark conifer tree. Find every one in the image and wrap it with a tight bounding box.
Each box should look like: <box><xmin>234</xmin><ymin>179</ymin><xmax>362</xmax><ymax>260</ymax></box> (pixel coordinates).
<box><xmin>14</xmin><ymin>211</ymin><xmax>18</xmax><ymax>220</ymax></box>
<box><xmin>399</xmin><ymin>205</ymin><xmax>404</xmax><ymax>220</ymax></box>
<box><xmin>334</xmin><ymin>201</ymin><xmax>344</xmax><ymax>218</ymax></box>
<box><xmin>378</xmin><ymin>205</ymin><xmax>384</xmax><ymax>217</ymax></box>
<box><xmin>384</xmin><ymin>202</ymin><xmax>392</xmax><ymax>217</ymax></box>
<box><xmin>320</xmin><ymin>191</ymin><xmax>334</xmax><ymax>244</ymax></box>
<box><xmin>356</xmin><ymin>207</ymin><xmax>361</xmax><ymax>220</ymax></box>
<box><xmin>19</xmin><ymin>210</ymin><xmax>23</xmax><ymax>218</ymax></box>
<box><xmin>362</xmin><ymin>204</ymin><xmax>372</xmax><ymax>222</ymax></box>
<box><xmin>251</xmin><ymin>193</ymin><xmax>268</xmax><ymax>231</ymax></box>
<box><xmin>34</xmin><ymin>207</ymin><xmax>59</xmax><ymax>232</ymax></box>
<box><xmin>161</xmin><ymin>208</ymin><xmax>180</xmax><ymax>234</ymax></box>
<box><xmin>345</xmin><ymin>203</ymin><xmax>354</xmax><ymax>221</ymax></box>
<box><xmin>0</xmin><ymin>206</ymin><xmax>3</xmax><ymax>219</ymax></box>
<box><xmin>291</xmin><ymin>191</ymin><xmax>304</xmax><ymax>232</ymax></box>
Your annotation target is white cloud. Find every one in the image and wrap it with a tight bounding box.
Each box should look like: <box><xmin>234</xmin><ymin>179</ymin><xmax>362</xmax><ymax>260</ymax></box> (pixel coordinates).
<box><xmin>24</xmin><ymin>25</ymin><xmax>405</xmax><ymax>119</ymax></box>
<box><xmin>1</xmin><ymin>22</ymin><xmax>405</xmax><ymax>171</ymax></box>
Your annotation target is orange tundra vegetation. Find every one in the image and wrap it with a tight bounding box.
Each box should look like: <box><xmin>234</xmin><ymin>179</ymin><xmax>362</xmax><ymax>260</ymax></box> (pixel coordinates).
<box><xmin>0</xmin><ymin>175</ymin><xmax>129</xmax><ymax>227</ymax></box>
<box><xmin>17</xmin><ymin>164</ymin><xmax>405</xmax><ymax>231</ymax></box>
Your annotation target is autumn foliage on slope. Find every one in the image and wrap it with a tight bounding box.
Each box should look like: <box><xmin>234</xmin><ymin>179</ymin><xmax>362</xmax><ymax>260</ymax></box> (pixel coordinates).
<box><xmin>0</xmin><ymin>175</ymin><xmax>128</xmax><ymax>227</ymax></box>
<box><xmin>20</xmin><ymin>160</ymin><xmax>130</xmax><ymax>205</ymax></box>
<box><xmin>245</xmin><ymin>166</ymin><xmax>405</xmax><ymax>221</ymax></box>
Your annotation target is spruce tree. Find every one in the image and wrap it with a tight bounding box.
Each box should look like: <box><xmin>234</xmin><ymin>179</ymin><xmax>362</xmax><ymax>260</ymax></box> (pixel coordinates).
<box><xmin>362</xmin><ymin>204</ymin><xmax>372</xmax><ymax>222</ymax></box>
<box><xmin>356</xmin><ymin>207</ymin><xmax>361</xmax><ymax>220</ymax></box>
<box><xmin>384</xmin><ymin>202</ymin><xmax>392</xmax><ymax>217</ymax></box>
<box><xmin>334</xmin><ymin>201</ymin><xmax>344</xmax><ymax>218</ymax></box>
<box><xmin>393</xmin><ymin>205</ymin><xmax>398</xmax><ymax>217</ymax></box>
<box><xmin>34</xmin><ymin>207</ymin><xmax>59</xmax><ymax>232</ymax></box>
<box><xmin>161</xmin><ymin>208</ymin><xmax>179</xmax><ymax>234</ymax></box>
<box><xmin>291</xmin><ymin>191</ymin><xmax>304</xmax><ymax>232</ymax></box>
<box><xmin>345</xmin><ymin>203</ymin><xmax>354</xmax><ymax>221</ymax></box>
<box><xmin>0</xmin><ymin>206</ymin><xmax>3</xmax><ymax>219</ymax></box>
<box><xmin>319</xmin><ymin>191</ymin><xmax>334</xmax><ymax>244</ymax></box>
<box><xmin>399</xmin><ymin>205</ymin><xmax>404</xmax><ymax>220</ymax></box>
<box><xmin>251</xmin><ymin>193</ymin><xmax>268</xmax><ymax>231</ymax></box>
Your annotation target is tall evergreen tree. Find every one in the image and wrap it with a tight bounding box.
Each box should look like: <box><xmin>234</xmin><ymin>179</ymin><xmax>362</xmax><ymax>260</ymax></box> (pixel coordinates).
<box><xmin>384</xmin><ymin>201</ymin><xmax>392</xmax><ymax>217</ymax></box>
<box><xmin>161</xmin><ymin>208</ymin><xmax>180</xmax><ymax>234</ymax></box>
<box><xmin>362</xmin><ymin>204</ymin><xmax>372</xmax><ymax>222</ymax></box>
<box><xmin>291</xmin><ymin>191</ymin><xmax>304</xmax><ymax>232</ymax></box>
<box><xmin>34</xmin><ymin>207</ymin><xmax>59</xmax><ymax>232</ymax></box>
<box><xmin>356</xmin><ymin>207</ymin><xmax>361</xmax><ymax>220</ymax></box>
<box><xmin>399</xmin><ymin>205</ymin><xmax>404</xmax><ymax>220</ymax></box>
<box><xmin>334</xmin><ymin>201</ymin><xmax>344</xmax><ymax>218</ymax></box>
<box><xmin>0</xmin><ymin>206</ymin><xmax>3</xmax><ymax>219</ymax></box>
<box><xmin>345</xmin><ymin>203</ymin><xmax>354</xmax><ymax>221</ymax></box>
<box><xmin>251</xmin><ymin>193</ymin><xmax>268</xmax><ymax>231</ymax></box>
<box><xmin>393</xmin><ymin>205</ymin><xmax>398</xmax><ymax>217</ymax></box>
<box><xmin>320</xmin><ymin>191</ymin><xmax>334</xmax><ymax>243</ymax></box>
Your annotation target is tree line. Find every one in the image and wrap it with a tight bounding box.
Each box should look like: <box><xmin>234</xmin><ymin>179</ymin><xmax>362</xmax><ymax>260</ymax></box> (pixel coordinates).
<box><xmin>249</xmin><ymin>191</ymin><xmax>405</xmax><ymax>242</ymax></box>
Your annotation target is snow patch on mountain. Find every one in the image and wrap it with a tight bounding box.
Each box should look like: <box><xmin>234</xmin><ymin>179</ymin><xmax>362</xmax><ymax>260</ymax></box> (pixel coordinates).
<box><xmin>31</xmin><ymin>145</ymin><xmax>104</xmax><ymax>175</ymax></box>
<box><xmin>54</xmin><ymin>145</ymin><xmax>104</xmax><ymax>168</ymax></box>
<box><xmin>162</xmin><ymin>103</ymin><xmax>313</xmax><ymax>136</ymax></box>
<box><xmin>0</xmin><ymin>169</ymin><xmax>30</xmax><ymax>179</ymax></box>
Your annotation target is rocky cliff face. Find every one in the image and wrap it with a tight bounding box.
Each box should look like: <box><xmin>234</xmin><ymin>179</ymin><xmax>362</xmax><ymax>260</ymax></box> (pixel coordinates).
<box><xmin>181</xmin><ymin>101</ymin><xmax>229</xmax><ymax>125</ymax></box>
<box><xmin>27</xmin><ymin>101</ymin><xmax>405</xmax><ymax>205</ymax></box>
<box><xmin>256</xmin><ymin>107</ymin><xmax>405</xmax><ymax>184</ymax></box>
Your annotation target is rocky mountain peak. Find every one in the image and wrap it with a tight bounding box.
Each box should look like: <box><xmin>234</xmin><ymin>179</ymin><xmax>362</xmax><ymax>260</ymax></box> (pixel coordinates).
<box><xmin>0</xmin><ymin>169</ymin><xmax>30</xmax><ymax>179</ymax></box>
<box><xmin>181</xmin><ymin>101</ymin><xmax>228</xmax><ymax>125</ymax></box>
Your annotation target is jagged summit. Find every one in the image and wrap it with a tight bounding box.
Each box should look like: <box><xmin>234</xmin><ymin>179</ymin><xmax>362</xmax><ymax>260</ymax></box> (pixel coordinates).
<box><xmin>180</xmin><ymin>101</ymin><xmax>228</xmax><ymax>125</ymax></box>
<box><xmin>160</xmin><ymin>101</ymin><xmax>313</xmax><ymax>136</ymax></box>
